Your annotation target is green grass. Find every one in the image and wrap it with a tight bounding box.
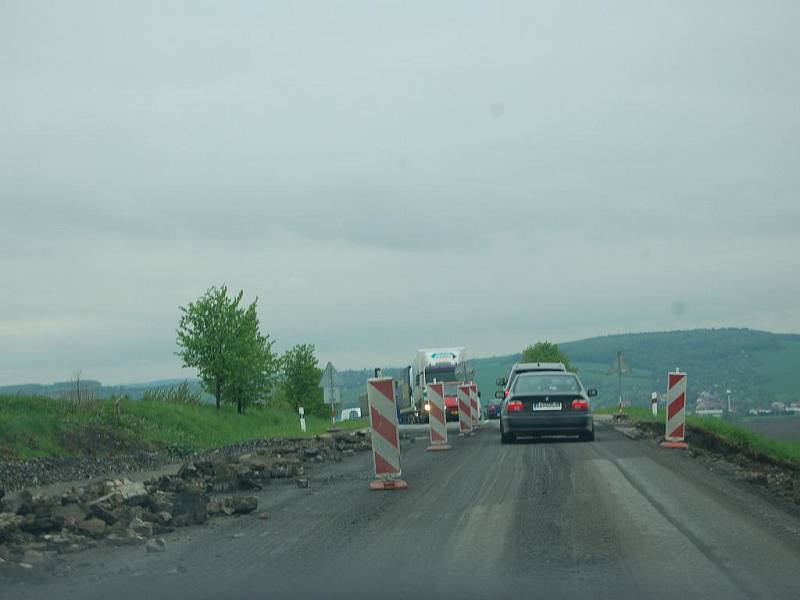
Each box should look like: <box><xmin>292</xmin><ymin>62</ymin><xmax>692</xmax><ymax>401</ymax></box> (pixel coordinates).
<box><xmin>687</xmin><ymin>416</ymin><xmax>800</xmax><ymax>465</ymax></box>
<box><xmin>0</xmin><ymin>395</ymin><xmax>367</xmax><ymax>459</ymax></box>
<box><xmin>605</xmin><ymin>406</ymin><xmax>800</xmax><ymax>467</ymax></box>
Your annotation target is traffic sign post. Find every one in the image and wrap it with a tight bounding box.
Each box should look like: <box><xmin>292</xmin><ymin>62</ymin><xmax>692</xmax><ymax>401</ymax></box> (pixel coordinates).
<box><xmin>323</xmin><ymin>387</ymin><xmax>341</xmax><ymax>405</ymax></box>
<box><xmin>366</xmin><ymin>377</ymin><xmax>407</xmax><ymax>490</ymax></box>
<box><xmin>662</xmin><ymin>370</ymin><xmax>688</xmax><ymax>449</ymax></box>
<box><xmin>426</xmin><ymin>382</ymin><xmax>450</xmax><ymax>451</ymax></box>
<box><xmin>320</xmin><ymin>362</ymin><xmax>343</xmax><ymax>431</ymax></box>
<box><xmin>457</xmin><ymin>384</ymin><xmax>473</xmax><ymax>436</ymax></box>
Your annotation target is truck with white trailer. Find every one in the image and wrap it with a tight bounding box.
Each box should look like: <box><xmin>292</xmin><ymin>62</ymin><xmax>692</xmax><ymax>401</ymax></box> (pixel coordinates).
<box><xmin>408</xmin><ymin>348</ymin><xmax>474</xmax><ymax>423</ymax></box>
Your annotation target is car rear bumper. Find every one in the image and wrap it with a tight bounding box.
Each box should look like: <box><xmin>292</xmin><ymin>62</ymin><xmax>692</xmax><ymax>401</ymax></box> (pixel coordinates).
<box><xmin>502</xmin><ymin>413</ymin><xmax>593</xmax><ymax>435</ymax></box>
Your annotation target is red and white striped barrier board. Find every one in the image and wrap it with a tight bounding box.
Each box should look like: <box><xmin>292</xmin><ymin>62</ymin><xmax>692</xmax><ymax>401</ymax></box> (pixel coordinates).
<box><xmin>469</xmin><ymin>383</ymin><xmax>480</xmax><ymax>429</ymax></box>
<box><xmin>426</xmin><ymin>382</ymin><xmax>450</xmax><ymax>451</ymax></box>
<box><xmin>457</xmin><ymin>384</ymin><xmax>473</xmax><ymax>436</ymax></box>
<box><xmin>663</xmin><ymin>371</ymin><xmax>688</xmax><ymax>449</ymax></box>
<box><xmin>367</xmin><ymin>378</ymin><xmax>408</xmax><ymax>489</ymax></box>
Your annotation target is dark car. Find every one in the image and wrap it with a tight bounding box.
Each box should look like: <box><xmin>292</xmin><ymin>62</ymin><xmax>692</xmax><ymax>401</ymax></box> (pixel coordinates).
<box><xmin>485</xmin><ymin>399</ymin><xmax>502</xmax><ymax>419</ymax></box>
<box><xmin>498</xmin><ymin>372</ymin><xmax>596</xmax><ymax>443</ymax></box>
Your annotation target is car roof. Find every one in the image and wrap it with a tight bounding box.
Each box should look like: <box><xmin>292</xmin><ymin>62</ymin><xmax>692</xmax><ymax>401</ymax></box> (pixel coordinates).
<box><xmin>515</xmin><ymin>370</ymin><xmax>575</xmax><ymax>378</ymax></box>
<box><xmin>512</xmin><ymin>362</ymin><xmax>566</xmax><ymax>372</ymax></box>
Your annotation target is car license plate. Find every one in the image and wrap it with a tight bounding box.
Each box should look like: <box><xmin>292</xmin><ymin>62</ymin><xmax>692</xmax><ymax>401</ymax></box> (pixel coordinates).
<box><xmin>532</xmin><ymin>402</ymin><xmax>561</xmax><ymax>411</ymax></box>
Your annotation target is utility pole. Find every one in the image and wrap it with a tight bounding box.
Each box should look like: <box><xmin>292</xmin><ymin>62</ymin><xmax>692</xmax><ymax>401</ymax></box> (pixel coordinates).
<box><xmin>607</xmin><ymin>351</ymin><xmax>631</xmax><ymax>419</ymax></box>
<box><xmin>617</xmin><ymin>351</ymin><xmax>623</xmax><ymax>414</ymax></box>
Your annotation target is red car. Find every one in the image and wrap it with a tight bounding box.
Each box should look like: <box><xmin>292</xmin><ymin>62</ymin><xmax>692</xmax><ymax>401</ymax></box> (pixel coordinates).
<box><xmin>443</xmin><ymin>382</ymin><xmax>460</xmax><ymax>421</ymax></box>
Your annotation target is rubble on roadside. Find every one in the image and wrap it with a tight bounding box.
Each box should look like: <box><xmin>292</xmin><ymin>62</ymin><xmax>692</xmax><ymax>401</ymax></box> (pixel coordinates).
<box><xmin>0</xmin><ymin>427</ymin><xmax>372</xmax><ymax>494</ymax></box>
<box><xmin>0</xmin><ymin>431</ymin><xmax>370</xmax><ymax>577</ymax></box>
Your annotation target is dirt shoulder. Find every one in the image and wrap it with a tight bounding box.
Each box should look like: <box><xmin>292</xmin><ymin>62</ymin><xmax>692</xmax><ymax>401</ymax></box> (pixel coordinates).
<box><xmin>611</xmin><ymin>416</ymin><xmax>800</xmax><ymax>511</ymax></box>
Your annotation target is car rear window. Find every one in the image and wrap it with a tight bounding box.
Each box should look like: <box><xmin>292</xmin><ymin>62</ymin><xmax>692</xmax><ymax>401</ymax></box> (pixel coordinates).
<box><xmin>516</xmin><ymin>368</ymin><xmax>564</xmax><ymax>377</ymax></box>
<box><xmin>506</xmin><ymin>367</ymin><xmax>564</xmax><ymax>387</ymax></box>
<box><xmin>514</xmin><ymin>374</ymin><xmax>580</xmax><ymax>394</ymax></box>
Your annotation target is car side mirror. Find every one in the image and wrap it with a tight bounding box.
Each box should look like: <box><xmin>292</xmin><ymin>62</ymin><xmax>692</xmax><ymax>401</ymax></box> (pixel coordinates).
<box><xmin>495</xmin><ymin>377</ymin><xmax>507</xmax><ymax>386</ymax></box>
<box><xmin>587</xmin><ymin>389</ymin><xmax>598</xmax><ymax>397</ymax></box>
<box><xmin>494</xmin><ymin>390</ymin><xmax>504</xmax><ymax>399</ymax></box>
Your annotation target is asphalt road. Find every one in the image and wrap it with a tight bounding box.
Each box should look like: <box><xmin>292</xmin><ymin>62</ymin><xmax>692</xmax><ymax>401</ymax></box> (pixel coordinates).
<box><xmin>5</xmin><ymin>420</ymin><xmax>800</xmax><ymax>600</ymax></box>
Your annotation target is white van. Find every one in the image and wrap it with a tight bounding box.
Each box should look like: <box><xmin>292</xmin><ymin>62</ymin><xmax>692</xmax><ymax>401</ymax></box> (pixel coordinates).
<box><xmin>340</xmin><ymin>407</ymin><xmax>362</xmax><ymax>421</ymax></box>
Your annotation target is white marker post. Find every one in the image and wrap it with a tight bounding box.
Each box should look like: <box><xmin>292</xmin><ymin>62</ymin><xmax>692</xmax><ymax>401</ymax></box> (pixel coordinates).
<box><xmin>651</xmin><ymin>392</ymin><xmax>658</xmax><ymax>417</ymax></box>
<box><xmin>469</xmin><ymin>383</ymin><xmax>480</xmax><ymax>430</ymax></box>
<box><xmin>299</xmin><ymin>406</ymin><xmax>307</xmax><ymax>433</ymax></box>
<box><xmin>425</xmin><ymin>382</ymin><xmax>450</xmax><ymax>451</ymax></box>
<box><xmin>457</xmin><ymin>384</ymin><xmax>473</xmax><ymax>436</ymax></box>
<box><xmin>662</xmin><ymin>369</ymin><xmax>688</xmax><ymax>449</ymax></box>
<box><xmin>367</xmin><ymin>377</ymin><xmax>407</xmax><ymax>490</ymax></box>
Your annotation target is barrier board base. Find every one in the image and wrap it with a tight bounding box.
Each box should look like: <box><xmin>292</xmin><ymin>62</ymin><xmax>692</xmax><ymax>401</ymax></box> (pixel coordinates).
<box><xmin>661</xmin><ymin>441</ymin><xmax>688</xmax><ymax>449</ymax></box>
<box><xmin>426</xmin><ymin>444</ymin><xmax>451</xmax><ymax>452</ymax></box>
<box><xmin>369</xmin><ymin>479</ymin><xmax>408</xmax><ymax>491</ymax></box>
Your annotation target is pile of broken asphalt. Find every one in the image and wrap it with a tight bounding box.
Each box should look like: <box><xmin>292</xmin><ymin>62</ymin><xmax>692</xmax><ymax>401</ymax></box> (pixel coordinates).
<box><xmin>0</xmin><ymin>431</ymin><xmax>370</xmax><ymax>579</ymax></box>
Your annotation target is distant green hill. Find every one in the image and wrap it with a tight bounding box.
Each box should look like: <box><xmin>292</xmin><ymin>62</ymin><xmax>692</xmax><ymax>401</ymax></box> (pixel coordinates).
<box><xmin>567</xmin><ymin>328</ymin><xmax>800</xmax><ymax>408</ymax></box>
<box><xmin>467</xmin><ymin>328</ymin><xmax>799</xmax><ymax>410</ymax></box>
<box><xmin>339</xmin><ymin>328</ymin><xmax>800</xmax><ymax>411</ymax></box>
<box><xmin>0</xmin><ymin>379</ymin><xmax>214</xmax><ymax>403</ymax></box>
<box><xmin>0</xmin><ymin>380</ymin><xmax>104</xmax><ymax>397</ymax></box>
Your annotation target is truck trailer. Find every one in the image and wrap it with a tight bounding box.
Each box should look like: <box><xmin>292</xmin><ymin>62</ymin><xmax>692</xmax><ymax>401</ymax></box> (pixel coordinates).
<box><xmin>409</xmin><ymin>348</ymin><xmax>473</xmax><ymax>423</ymax></box>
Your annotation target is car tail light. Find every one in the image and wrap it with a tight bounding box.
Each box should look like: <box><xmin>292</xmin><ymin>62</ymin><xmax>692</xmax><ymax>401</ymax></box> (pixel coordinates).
<box><xmin>506</xmin><ymin>400</ymin><xmax>524</xmax><ymax>413</ymax></box>
<box><xmin>571</xmin><ymin>399</ymin><xmax>589</xmax><ymax>411</ymax></box>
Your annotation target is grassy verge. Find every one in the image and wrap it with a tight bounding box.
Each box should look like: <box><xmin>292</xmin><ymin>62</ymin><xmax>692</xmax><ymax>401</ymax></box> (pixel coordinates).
<box><xmin>597</xmin><ymin>406</ymin><xmax>800</xmax><ymax>468</ymax></box>
<box><xmin>0</xmin><ymin>395</ymin><xmax>367</xmax><ymax>459</ymax></box>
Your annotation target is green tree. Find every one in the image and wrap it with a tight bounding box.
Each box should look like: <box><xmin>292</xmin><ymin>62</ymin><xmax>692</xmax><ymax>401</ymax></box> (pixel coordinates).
<box><xmin>521</xmin><ymin>341</ymin><xmax>577</xmax><ymax>373</ymax></box>
<box><xmin>224</xmin><ymin>300</ymin><xmax>281</xmax><ymax>413</ymax></box>
<box><xmin>176</xmin><ymin>285</ymin><xmax>279</xmax><ymax>413</ymax></box>
<box><xmin>281</xmin><ymin>344</ymin><xmax>325</xmax><ymax>417</ymax></box>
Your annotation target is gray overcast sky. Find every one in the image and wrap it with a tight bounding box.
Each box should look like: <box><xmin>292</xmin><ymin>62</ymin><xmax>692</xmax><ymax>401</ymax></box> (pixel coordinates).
<box><xmin>1</xmin><ymin>1</ymin><xmax>799</xmax><ymax>385</ymax></box>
